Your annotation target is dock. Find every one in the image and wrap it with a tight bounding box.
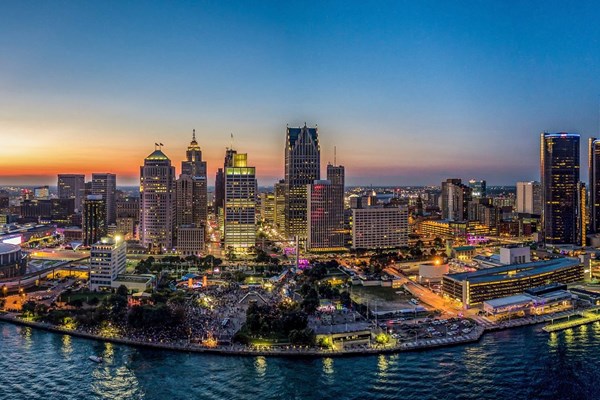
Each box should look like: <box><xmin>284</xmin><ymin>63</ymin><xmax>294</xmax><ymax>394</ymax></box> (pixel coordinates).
<box><xmin>543</xmin><ymin>307</ymin><xmax>600</xmax><ymax>333</ymax></box>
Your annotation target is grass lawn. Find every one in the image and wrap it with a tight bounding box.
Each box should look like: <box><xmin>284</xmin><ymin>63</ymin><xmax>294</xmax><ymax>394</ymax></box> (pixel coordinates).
<box><xmin>58</xmin><ymin>291</ymin><xmax>110</xmax><ymax>303</ymax></box>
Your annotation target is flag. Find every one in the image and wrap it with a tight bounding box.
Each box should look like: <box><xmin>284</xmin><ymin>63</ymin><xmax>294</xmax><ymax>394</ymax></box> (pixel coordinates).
<box><xmin>155</xmin><ymin>142</ymin><xmax>159</xmax><ymax>146</ymax></box>
<box><xmin>159</xmin><ymin>143</ymin><xmax>164</xmax><ymax>146</ymax></box>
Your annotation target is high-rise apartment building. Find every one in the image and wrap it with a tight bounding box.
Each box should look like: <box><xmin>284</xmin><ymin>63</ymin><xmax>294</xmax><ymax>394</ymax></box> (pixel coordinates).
<box><xmin>441</xmin><ymin>179</ymin><xmax>472</xmax><ymax>221</ymax></box>
<box><xmin>284</xmin><ymin>124</ymin><xmax>320</xmax><ymax>238</ymax></box>
<box><xmin>224</xmin><ymin>153</ymin><xmax>257</xmax><ymax>254</ymax></box>
<box><xmin>89</xmin><ymin>237</ymin><xmax>127</xmax><ymax>291</ymax></box>
<box><xmin>516</xmin><ymin>181</ymin><xmax>542</xmax><ymax>215</ymax></box>
<box><xmin>589</xmin><ymin>138</ymin><xmax>600</xmax><ymax>233</ymax></box>
<box><xmin>82</xmin><ymin>195</ymin><xmax>107</xmax><ymax>246</ymax></box>
<box><xmin>140</xmin><ymin>146</ymin><xmax>176</xmax><ymax>252</ymax></box>
<box><xmin>58</xmin><ymin>174</ymin><xmax>85</xmax><ymax>212</ymax></box>
<box><xmin>468</xmin><ymin>180</ymin><xmax>487</xmax><ymax>199</ymax></box>
<box><xmin>540</xmin><ymin>132</ymin><xmax>580</xmax><ymax>245</ymax></box>
<box><xmin>91</xmin><ymin>173</ymin><xmax>117</xmax><ymax>225</ymax></box>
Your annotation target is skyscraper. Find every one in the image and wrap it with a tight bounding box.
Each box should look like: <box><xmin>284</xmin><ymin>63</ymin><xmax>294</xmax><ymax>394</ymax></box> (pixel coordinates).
<box><xmin>516</xmin><ymin>181</ymin><xmax>542</xmax><ymax>215</ymax></box>
<box><xmin>224</xmin><ymin>153</ymin><xmax>257</xmax><ymax>254</ymax></box>
<box><xmin>180</xmin><ymin>129</ymin><xmax>207</xmax><ymax>225</ymax></box>
<box><xmin>577</xmin><ymin>181</ymin><xmax>587</xmax><ymax>246</ymax></box>
<box><xmin>441</xmin><ymin>179</ymin><xmax>472</xmax><ymax>221</ymax></box>
<box><xmin>589</xmin><ymin>138</ymin><xmax>600</xmax><ymax>233</ymax></box>
<box><xmin>307</xmin><ymin>164</ymin><xmax>345</xmax><ymax>251</ymax></box>
<box><xmin>140</xmin><ymin>145</ymin><xmax>176</xmax><ymax>252</ymax></box>
<box><xmin>91</xmin><ymin>173</ymin><xmax>117</xmax><ymax>225</ymax></box>
<box><xmin>58</xmin><ymin>174</ymin><xmax>85</xmax><ymax>212</ymax></box>
<box><xmin>215</xmin><ymin>148</ymin><xmax>237</xmax><ymax>223</ymax></box>
<box><xmin>182</xmin><ymin>129</ymin><xmax>207</xmax><ymax>178</ymax></box>
<box><xmin>273</xmin><ymin>180</ymin><xmax>286</xmax><ymax>230</ymax></box>
<box><xmin>540</xmin><ymin>132</ymin><xmax>580</xmax><ymax>245</ymax></box>
<box><xmin>284</xmin><ymin>124</ymin><xmax>320</xmax><ymax>238</ymax></box>
<box><xmin>82</xmin><ymin>195</ymin><xmax>106</xmax><ymax>246</ymax></box>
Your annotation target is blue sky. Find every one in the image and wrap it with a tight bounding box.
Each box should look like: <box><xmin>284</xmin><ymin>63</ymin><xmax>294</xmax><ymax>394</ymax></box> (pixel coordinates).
<box><xmin>1</xmin><ymin>1</ymin><xmax>600</xmax><ymax>186</ymax></box>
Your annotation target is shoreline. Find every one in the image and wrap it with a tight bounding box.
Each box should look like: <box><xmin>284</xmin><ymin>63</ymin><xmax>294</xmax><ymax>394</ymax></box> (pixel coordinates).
<box><xmin>0</xmin><ymin>313</ymin><xmax>515</xmax><ymax>358</ymax></box>
<box><xmin>1</xmin><ymin>308</ymin><xmax>574</xmax><ymax>358</ymax></box>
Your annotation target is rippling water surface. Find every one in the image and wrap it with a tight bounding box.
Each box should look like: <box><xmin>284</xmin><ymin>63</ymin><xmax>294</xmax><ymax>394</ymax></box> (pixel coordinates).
<box><xmin>2</xmin><ymin>321</ymin><xmax>600</xmax><ymax>400</ymax></box>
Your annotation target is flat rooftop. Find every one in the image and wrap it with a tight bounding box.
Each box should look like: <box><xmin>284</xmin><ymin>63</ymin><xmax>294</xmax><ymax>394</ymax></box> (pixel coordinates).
<box><xmin>484</xmin><ymin>294</ymin><xmax>533</xmax><ymax>308</ymax></box>
<box><xmin>444</xmin><ymin>257</ymin><xmax>581</xmax><ymax>284</ymax></box>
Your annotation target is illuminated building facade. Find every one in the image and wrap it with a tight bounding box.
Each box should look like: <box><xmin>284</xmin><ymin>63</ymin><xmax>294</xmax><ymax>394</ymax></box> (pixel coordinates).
<box><xmin>215</xmin><ymin>148</ymin><xmax>237</xmax><ymax>224</ymax></box>
<box><xmin>468</xmin><ymin>179</ymin><xmax>486</xmax><ymax>199</ymax></box>
<box><xmin>34</xmin><ymin>186</ymin><xmax>50</xmax><ymax>199</ymax></box>
<box><xmin>274</xmin><ymin>180</ymin><xmax>286</xmax><ymax>230</ymax></box>
<box><xmin>116</xmin><ymin>197</ymin><xmax>139</xmax><ymax>239</ymax></box>
<box><xmin>175</xmin><ymin>225</ymin><xmax>205</xmax><ymax>256</ymax></box>
<box><xmin>224</xmin><ymin>153</ymin><xmax>257</xmax><ymax>253</ymax></box>
<box><xmin>82</xmin><ymin>195</ymin><xmax>107</xmax><ymax>246</ymax></box>
<box><xmin>260</xmin><ymin>192</ymin><xmax>276</xmax><ymax>224</ymax></box>
<box><xmin>351</xmin><ymin>206</ymin><xmax>408</xmax><ymax>250</ymax></box>
<box><xmin>589</xmin><ymin>138</ymin><xmax>600</xmax><ymax>233</ymax></box>
<box><xmin>284</xmin><ymin>124</ymin><xmax>320</xmax><ymax>238</ymax></box>
<box><xmin>91</xmin><ymin>173</ymin><xmax>117</xmax><ymax>225</ymax></box>
<box><xmin>577</xmin><ymin>181</ymin><xmax>587</xmax><ymax>246</ymax></box>
<box><xmin>89</xmin><ymin>237</ymin><xmax>127</xmax><ymax>291</ymax></box>
<box><xmin>0</xmin><ymin>243</ymin><xmax>26</xmax><ymax>279</ymax></box>
<box><xmin>441</xmin><ymin>179</ymin><xmax>472</xmax><ymax>221</ymax></box>
<box><xmin>442</xmin><ymin>258</ymin><xmax>583</xmax><ymax>307</ymax></box>
<box><xmin>140</xmin><ymin>147</ymin><xmax>176</xmax><ymax>252</ymax></box>
<box><xmin>540</xmin><ymin>133</ymin><xmax>580</xmax><ymax>245</ymax></box>
<box><xmin>20</xmin><ymin>198</ymin><xmax>75</xmax><ymax>224</ymax></box>
<box><xmin>180</xmin><ymin>129</ymin><xmax>208</xmax><ymax>225</ymax></box>
<box><xmin>307</xmin><ymin>164</ymin><xmax>345</xmax><ymax>251</ymax></box>
<box><xmin>57</xmin><ymin>174</ymin><xmax>85</xmax><ymax>212</ymax></box>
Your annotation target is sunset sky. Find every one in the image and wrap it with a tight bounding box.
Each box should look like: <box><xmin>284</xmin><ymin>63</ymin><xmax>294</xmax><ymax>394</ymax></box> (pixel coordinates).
<box><xmin>2</xmin><ymin>1</ymin><xmax>600</xmax><ymax>186</ymax></box>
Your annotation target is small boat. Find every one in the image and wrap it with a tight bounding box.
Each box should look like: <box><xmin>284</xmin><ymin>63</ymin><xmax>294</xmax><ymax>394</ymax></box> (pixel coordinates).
<box><xmin>89</xmin><ymin>356</ymin><xmax>103</xmax><ymax>363</ymax></box>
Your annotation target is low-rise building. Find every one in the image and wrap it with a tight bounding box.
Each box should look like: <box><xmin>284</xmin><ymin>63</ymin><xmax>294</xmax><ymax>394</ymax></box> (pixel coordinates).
<box><xmin>112</xmin><ymin>274</ymin><xmax>155</xmax><ymax>293</ymax></box>
<box><xmin>442</xmin><ymin>257</ymin><xmax>584</xmax><ymax>307</ymax></box>
<box><xmin>176</xmin><ymin>224</ymin><xmax>204</xmax><ymax>256</ymax></box>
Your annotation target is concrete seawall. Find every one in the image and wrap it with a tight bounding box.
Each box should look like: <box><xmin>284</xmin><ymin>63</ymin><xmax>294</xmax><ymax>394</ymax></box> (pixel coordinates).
<box><xmin>0</xmin><ymin>313</ymin><xmax>485</xmax><ymax>358</ymax></box>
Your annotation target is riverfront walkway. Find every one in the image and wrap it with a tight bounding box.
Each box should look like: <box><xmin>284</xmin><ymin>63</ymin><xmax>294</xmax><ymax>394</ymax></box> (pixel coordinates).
<box><xmin>0</xmin><ymin>313</ymin><xmax>484</xmax><ymax>358</ymax></box>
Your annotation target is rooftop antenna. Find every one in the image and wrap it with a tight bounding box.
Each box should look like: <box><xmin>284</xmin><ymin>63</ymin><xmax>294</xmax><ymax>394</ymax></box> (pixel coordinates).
<box><xmin>230</xmin><ymin>133</ymin><xmax>234</xmax><ymax>150</ymax></box>
<box><xmin>334</xmin><ymin>146</ymin><xmax>337</xmax><ymax>165</ymax></box>
<box><xmin>192</xmin><ymin>129</ymin><xmax>196</xmax><ymax>141</ymax></box>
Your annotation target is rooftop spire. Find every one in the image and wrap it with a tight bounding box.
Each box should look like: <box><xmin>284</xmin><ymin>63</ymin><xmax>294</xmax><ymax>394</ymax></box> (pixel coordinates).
<box><xmin>192</xmin><ymin>129</ymin><xmax>196</xmax><ymax>141</ymax></box>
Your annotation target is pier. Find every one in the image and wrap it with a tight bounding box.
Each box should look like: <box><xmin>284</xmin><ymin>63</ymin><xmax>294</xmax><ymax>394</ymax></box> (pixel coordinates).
<box><xmin>543</xmin><ymin>307</ymin><xmax>600</xmax><ymax>333</ymax></box>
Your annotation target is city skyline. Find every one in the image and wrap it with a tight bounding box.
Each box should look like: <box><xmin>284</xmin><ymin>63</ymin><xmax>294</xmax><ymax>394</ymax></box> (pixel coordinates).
<box><xmin>4</xmin><ymin>2</ymin><xmax>600</xmax><ymax>186</ymax></box>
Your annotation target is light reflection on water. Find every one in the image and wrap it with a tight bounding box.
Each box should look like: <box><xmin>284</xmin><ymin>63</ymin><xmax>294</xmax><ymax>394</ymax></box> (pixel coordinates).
<box><xmin>322</xmin><ymin>357</ymin><xmax>334</xmax><ymax>375</ymax></box>
<box><xmin>61</xmin><ymin>334</ymin><xmax>73</xmax><ymax>357</ymax></box>
<box><xmin>3</xmin><ymin>322</ymin><xmax>600</xmax><ymax>400</ymax></box>
<box><xmin>254</xmin><ymin>356</ymin><xmax>267</xmax><ymax>377</ymax></box>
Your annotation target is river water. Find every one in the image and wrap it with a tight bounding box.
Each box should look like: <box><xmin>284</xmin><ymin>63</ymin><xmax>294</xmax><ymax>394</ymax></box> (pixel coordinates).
<box><xmin>1</xmin><ymin>321</ymin><xmax>599</xmax><ymax>400</ymax></box>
